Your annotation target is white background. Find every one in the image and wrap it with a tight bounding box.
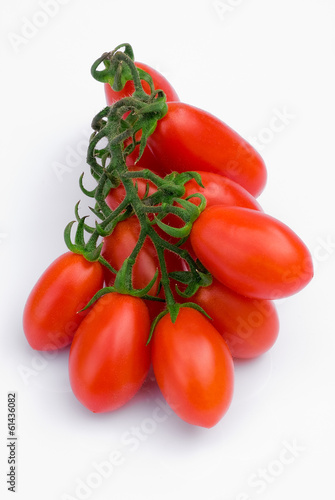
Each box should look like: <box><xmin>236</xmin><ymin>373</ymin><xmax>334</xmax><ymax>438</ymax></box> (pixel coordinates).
<box><xmin>1</xmin><ymin>1</ymin><xmax>334</xmax><ymax>499</ymax></box>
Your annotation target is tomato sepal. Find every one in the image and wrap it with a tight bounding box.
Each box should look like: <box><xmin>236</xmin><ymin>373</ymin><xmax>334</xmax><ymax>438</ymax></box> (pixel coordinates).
<box><xmin>184</xmin><ymin>193</ymin><xmax>207</xmax><ymax>213</ymax></box>
<box><xmin>78</xmin><ymin>286</ymin><xmax>116</xmax><ymax>312</ymax></box>
<box><xmin>113</xmin><ymin>256</ymin><xmax>160</xmax><ymax>298</ymax></box>
<box><xmin>153</xmin><ymin>215</ymin><xmax>192</xmax><ymax>239</ymax></box>
<box><xmin>174</xmin><ymin>171</ymin><xmax>205</xmax><ymax>189</ymax></box>
<box><xmin>90</xmin><ymin>43</ymin><xmax>136</xmax><ymax>88</ymax></box>
<box><xmin>147</xmin><ymin>301</ymin><xmax>212</xmax><ymax>345</ymax></box>
<box><xmin>147</xmin><ymin>308</ymin><xmax>169</xmax><ymax>345</ymax></box>
<box><xmin>79</xmin><ymin>173</ymin><xmax>97</xmax><ymax>198</ymax></box>
<box><xmin>174</xmin><ymin>271</ymin><xmax>213</xmax><ymax>299</ymax></box>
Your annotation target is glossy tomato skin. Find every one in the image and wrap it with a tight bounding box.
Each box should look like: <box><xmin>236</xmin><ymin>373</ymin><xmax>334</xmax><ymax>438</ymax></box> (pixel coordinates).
<box><xmin>192</xmin><ymin>279</ymin><xmax>279</xmax><ymax>358</ymax></box>
<box><xmin>69</xmin><ymin>293</ymin><xmax>151</xmax><ymax>413</ymax></box>
<box><xmin>23</xmin><ymin>252</ymin><xmax>104</xmax><ymax>351</ymax></box>
<box><xmin>104</xmin><ymin>61</ymin><xmax>179</xmax><ymax>105</ymax></box>
<box><xmin>152</xmin><ymin>308</ymin><xmax>234</xmax><ymax>428</ymax></box>
<box><xmin>178</xmin><ymin>170</ymin><xmax>260</xmax><ymax>260</ymax></box>
<box><xmin>101</xmin><ymin>216</ymin><xmax>159</xmax><ymax>295</ymax></box>
<box><xmin>146</xmin><ymin>102</ymin><xmax>267</xmax><ymax>197</ymax></box>
<box><xmin>190</xmin><ymin>206</ymin><xmax>314</xmax><ymax>300</ymax></box>
<box><xmin>184</xmin><ymin>171</ymin><xmax>262</xmax><ymax>211</ymax></box>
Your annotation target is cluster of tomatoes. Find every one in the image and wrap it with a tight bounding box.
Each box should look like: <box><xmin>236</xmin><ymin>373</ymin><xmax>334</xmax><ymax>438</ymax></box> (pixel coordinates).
<box><xmin>23</xmin><ymin>50</ymin><xmax>313</xmax><ymax>428</ymax></box>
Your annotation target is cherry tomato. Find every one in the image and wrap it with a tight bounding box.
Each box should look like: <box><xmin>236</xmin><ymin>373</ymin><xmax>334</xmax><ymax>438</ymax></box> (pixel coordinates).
<box><xmin>152</xmin><ymin>307</ymin><xmax>234</xmax><ymax>428</ymax></box>
<box><xmin>23</xmin><ymin>252</ymin><xmax>104</xmax><ymax>351</ymax></box>
<box><xmin>190</xmin><ymin>206</ymin><xmax>314</xmax><ymax>300</ymax></box>
<box><xmin>192</xmin><ymin>279</ymin><xmax>279</xmax><ymax>358</ymax></box>
<box><xmin>101</xmin><ymin>215</ymin><xmax>159</xmax><ymax>295</ymax></box>
<box><xmin>104</xmin><ymin>61</ymin><xmax>179</xmax><ymax>105</ymax></box>
<box><xmin>69</xmin><ymin>293</ymin><xmax>151</xmax><ymax>413</ymax></box>
<box><xmin>145</xmin><ymin>102</ymin><xmax>267</xmax><ymax>197</ymax></box>
<box><xmin>184</xmin><ymin>171</ymin><xmax>262</xmax><ymax>211</ymax></box>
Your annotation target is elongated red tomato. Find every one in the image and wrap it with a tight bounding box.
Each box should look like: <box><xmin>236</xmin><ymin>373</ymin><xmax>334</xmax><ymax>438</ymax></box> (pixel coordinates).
<box><xmin>184</xmin><ymin>171</ymin><xmax>262</xmax><ymax>211</ymax></box>
<box><xmin>152</xmin><ymin>308</ymin><xmax>234</xmax><ymax>428</ymax></box>
<box><xmin>192</xmin><ymin>279</ymin><xmax>279</xmax><ymax>358</ymax></box>
<box><xmin>101</xmin><ymin>216</ymin><xmax>159</xmax><ymax>295</ymax></box>
<box><xmin>104</xmin><ymin>61</ymin><xmax>179</xmax><ymax>105</ymax></box>
<box><xmin>190</xmin><ymin>206</ymin><xmax>314</xmax><ymax>300</ymax></box>
<box><xmin>69</xmin><ymin>293</ymin><xmax>151</xmax><ymax>413</ymax></box>
<box><xmin>176</xmin><ymin>170</ymin><xmax>261</xmax><ymax>260</ymax></box>
<box><xmin>23</xmin><ymin>252</ymin><xmax>104</xmax><ymax>351</ymax></box>
<box><xmin>146</xmin><ymin>102</ymin><xmax>267</xmax><ymax>197</ymax></box>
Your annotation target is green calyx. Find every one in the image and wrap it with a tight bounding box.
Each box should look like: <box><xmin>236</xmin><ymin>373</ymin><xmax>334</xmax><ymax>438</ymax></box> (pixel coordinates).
<box><xmin>91</xmin><ymin>43</ymin><xmax>155</xmax><ymax>98</ymax></box>
<box><xmin>146</xmin><ymin>302</ymin><xmax>212</xmax><ymax>345</ymax></box>
<box><xmin>65</xmin><ymin>43</ymin><xmax>212</xmax><ymax>322</ymax></box>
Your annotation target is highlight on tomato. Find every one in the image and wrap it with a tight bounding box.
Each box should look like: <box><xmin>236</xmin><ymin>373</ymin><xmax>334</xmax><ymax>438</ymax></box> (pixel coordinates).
<box><xmin>69</xmin><ymin>292</ymin><xmax>151</xmax><ymax>413</ymax></box>
<box><xmin>23</xmin><ymin>252</ymin><xmax>104</xmax><ymax>351</ymax></box>
<box><xmin>192</xmin><ymin>279</ymin><xmax>279</xmax><ymax>359</ymax></box>
<box><xmin>151</xmin><ymin>307</ymin><xmax>234</xmax><ymax>428</ymax></box>
<box><xmin>190</xmin><ymin>206</ymin><xmax>314</xmax><ymax>300</ymax></box>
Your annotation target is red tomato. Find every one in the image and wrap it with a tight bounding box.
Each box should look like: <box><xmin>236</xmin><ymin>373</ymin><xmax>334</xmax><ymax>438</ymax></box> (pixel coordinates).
<box><xmin>145</xmin><ymin>102</ymin><xmax>267</xmax><ymax>197</ymax></box>
<box><xmin>101</xmin><ymin>215</ymin><xmax>159</xmax><ymax>295</ymax></box>
<box><xmin>104</xmin><ymin>61</ymin><xmax>179</xmax><ymax>105</ymax></box>
<box><xmin>184</xmin><ymin>171</ymin><xmax>262</xmax><ymax>211</ymax></box>
<box><xmin>23</xmin><ymin>252</ymin><xmax>104</xmax><ymax>351</ymax></box>
<box><xmin>152</xmin><ymin>308</ymin><xmax>234</xmax><ymax>428</ymax></box>
<box><xmin>192</xmin><ymin>279</ymin><xmax>279</xmax><ymax>358</ymax></box>
<box><xmin>69</xmin><ymin>293</ymin><xmax>151</xmax><ymax>413</ymax></box>
<box><xmin>190</xmin><ymin>206</ymin><xmax>314</xmax><ymax>300</ymax></box>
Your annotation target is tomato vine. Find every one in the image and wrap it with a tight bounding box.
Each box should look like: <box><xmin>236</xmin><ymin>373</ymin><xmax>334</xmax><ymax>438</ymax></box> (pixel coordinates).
<box><xmin>23</xmin><ymin>42</ymin><xmax>314</xmax><ymax>426</ymax></box>
<box><xmin>64</xmin><ymin>43</ymin><xmax>212</xmax><ymax>326</ymax></box>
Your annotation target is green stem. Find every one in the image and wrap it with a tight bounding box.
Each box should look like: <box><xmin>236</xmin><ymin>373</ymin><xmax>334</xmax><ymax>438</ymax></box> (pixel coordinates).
<box><xmin>112</xmin><ymin>51</ymin><xmax>148</xmax><ymax>96</ymax></box>
<box><xmin>154</xmin><ymin>243</ymin><xmax>175</xmax><ymax>309</ymax></box>
<box><xmin>66</xmin><ymin>43</ymin><xmax>211</xmax><ymax>312</ymax></box>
